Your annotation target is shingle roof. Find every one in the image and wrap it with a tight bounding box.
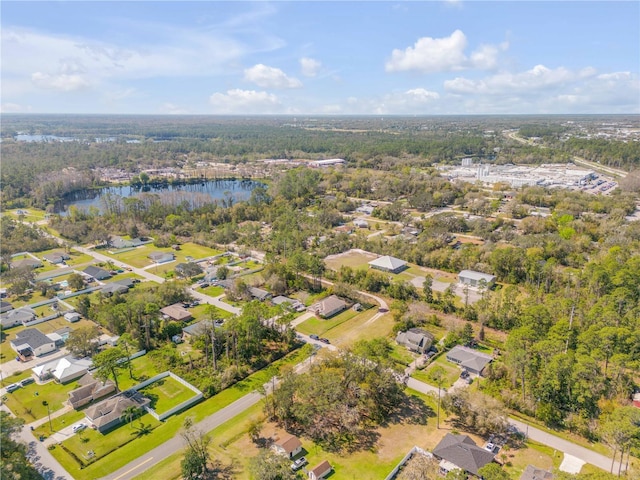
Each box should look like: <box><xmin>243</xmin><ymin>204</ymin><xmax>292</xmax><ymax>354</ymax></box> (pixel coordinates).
<box><xmin>520</xmin><ymin>465</ymin><xmax>554</xmax><ymax>480</ymax></box>
<box><xmin>182</xmin><ymin>320</ymin><xmax>215</xmax><ymax>336</ymax></box>
<box><xmin>459</xmin><ymin>270</ymin><xmax>496</xmax><ymax>282</ymax></box>
<box><xmin>85</xmin><ymin>391</ymin><xmax>150</xmax><ymax>429</ymax></box>
<box><xmin>447</xmin><ymin>345</ymin><xmax>493</xmax><ymax>372</ymax></box>
<box><xmin>161</xmin><ymin>304</ymin><xmax>192</xmax><ymax>321</ymax></box>
<box><xmin>249</xmin><ymin>287</ymin><xmax>271</xmax><ymax>300</ymax></box>
<box><xmin>83</xmin><ymin>266</ymin><xmax>111</xmax><ymax>279</ymax></box>
<box><xmin>1</xmin><ymin>307</ymin><xmax>35</xmax><ymax>324</ymax></box>
<box><xmin>317</xmin><ymin>295</ymin><xmax>346</xmax><ymax>315</ymax></box>
<box><xmin>309</xmin><ymin>460</ymin><xmax>332</xmax><ymax>478</ymax></box>
<box><xmin>433</xmin><ymin>433</ymin><xmax>494</xmax><ymax>476</ymax></box>
<box><xmin>275</xmin><ymin>433</ymin><xmax>302</xmax><ymax>454</ymax></box>
<box><xmin>13</xmin><ymin>328</ymin><xmax>54</xmax><ymax>350</ymax></box>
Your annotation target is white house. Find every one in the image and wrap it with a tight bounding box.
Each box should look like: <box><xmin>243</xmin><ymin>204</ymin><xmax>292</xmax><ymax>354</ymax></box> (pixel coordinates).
<box><xmin>64</xmin><ymin>312</ymin><xmax>81</xmax><ymax>323</ymax></box>
<box><xmin>368</xmin><ymin>255</ymin><xmax>408</xmax><ymax>274</ymax></box>
<box><xmin>458</xmin><ymin>270</ymin><xmax>496</xmax><ymax>288</ymax></box>
<box><xmin>32</xmin><ymin>355</ymin><xmax>93</xmax><ymax>383</ymax></box>
<box><xmin>308</xmin><ymin>460</ymin><xmax>332</xmax><ymax>480</ymax></box>
<box><xmin>271</xmin><ymin>433</ymin><xmax>302</xmax><ymax>459</ymax></box>
<box><xmin>11</xmin><ymin>328</ymin><xmax>56</xmax><ymax>358</ymax></box>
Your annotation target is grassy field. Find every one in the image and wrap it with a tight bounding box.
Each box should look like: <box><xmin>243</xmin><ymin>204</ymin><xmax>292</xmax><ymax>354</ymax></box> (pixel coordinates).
<box><xmin>413</xmin><ymin>355</ymin><xmax>461</xmax><ymax>388</ymax></box>
<box><xmin>7</xmin><ymin>208</ymin><xmax>48</xmax><ymax>222</ymax></box>
<box><xmin>1</xmin><ymin>377</ymin><xmax>79</xmax><ymax>422</ymax></box>
<box><xmin>295</xmin><ymin>308</ymin><xmax>361</xmax><ymax>337</ymax></box>
<box><xmin>199</xmin><ymin>285</ymin><xmax>225</xmax><ymax>297</ymax></box>
<box><xmin>33</xmin><ymin>410</ymin><xmax>86</xmax><ymax>438</ymax></box>
<box><xmin>323</xmin><ymin>249</ymin><xmax>377</xmax><ymax>271</ymax></box>
<box><xmin>104</xmin><ymin>242</ymin><xmax>223</xmax><ymax>270</ymax></box>
<box><xmin>139</xmin><ymin>376</ymin><xmax>198</xmax><ymax>415</ymax></box>
<box><xmin>323</xmin><ymin>310</ymin><xmax>395</xmax><ymax>348</ymax></box>
<box><xmin>49</xmin><ymin>347</ymin><xmax>309</xmax><ymax>480</ymax></box>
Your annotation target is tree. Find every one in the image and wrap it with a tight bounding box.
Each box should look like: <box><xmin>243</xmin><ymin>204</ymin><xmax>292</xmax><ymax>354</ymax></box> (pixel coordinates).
<box><xmin>217</xmin><ymin>265</ymin><xmax>229</xmax><ymax>280</ymax></box>
<box><xmin>121</xmin><ymin>405</ymin><xmax>139</xmax><ymax>429</ymax></box>
<box><xmin>423</xmin><ymin>275</ymin><xmax>434</xmax><ymax>303</ymax></box>
<box><xmin>460</xmin><ymin>322</ymin><xmax>474</xmax><ymax>346</ymax></box>
<box><xmin>397</xmin><ymin>453</ymin><xmax>439</xmax><ymax>480</ymax></box>
<box><xmin>428</xmin><ymin>366</ymin><xmax>446</xmax><ymax>429</ymax></box>
<box><xmin>181</xmin><ymin>417</ymin><xmax>211</xmax><ymax>480</ymax></box>
<box><xmin>66</xmin><ymin>325</ymin><xmax>100</xmax><ymax>357</ymax></box>
<box><xmin>247</xmin><ymin>449</ymin><xmax>298</xmax><ymax>480</ymax></box>
<box><xmin>68</xmin><ymin>272</ymin><xmax>86</xmax><ymax>291</ymax></box>
<box><xmin>477</xmin><ymin>463</ymin><xmax>510</xmax><ymax>480</ymax></box>
<box><xmin>444</xmin><ymin>468</ymin><xmax>467</xmax><ymax>480</ymax></box>
<box><xmin>0</xmin><ymin>412</ymin><xmax>41</xmax><ymax>480</ymax></box>
<box><xmin>93</xmin><ymin>347</ymin><xmax>126</xmax><ymax>391</ymax></box>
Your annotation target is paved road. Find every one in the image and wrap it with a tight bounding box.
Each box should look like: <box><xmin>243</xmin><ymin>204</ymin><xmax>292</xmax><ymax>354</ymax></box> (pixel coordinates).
<box><xmin>508</xmin><ymin>418</ymin><xmax>623</xmax><ymax>473</ymax></box>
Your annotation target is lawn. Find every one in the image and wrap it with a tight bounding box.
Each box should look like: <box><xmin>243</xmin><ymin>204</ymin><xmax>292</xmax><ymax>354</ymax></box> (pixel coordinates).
<box><xmin>57</xmin><ymin>412</ymin><xmax>162</xmax><ymax>468</ymax></box>
<box><xmin>33</xmin><ymin>410</ymin><xmax>86</xmax><ymax>438</ymax></box>
<box><xmin>323</xmin><ymin>249</ymin><xmax>378</xmax><ymax>272</ymax></box>
<box><xmin>104</xmin><ymin>245</ymin><xmax>161</xmax><ymax>268</ymax></box>
<box><xmin>199</xmin><ymin>285</ymin><xmax>225</xmax><ymax>297</ymax></box>
<box><xmin>8</xmin><ymin>208</ymin><xmax>48</xmax><ymax>222</ymax></box>
<box><xmin>6</xmin><ymin>289</ymin><xmax>50</xmax><ymax>308</ymax></box>
<box><xmin>295</xmin><ymin>308</ymin><xmax>361</xmax><ymax>337</ymax></box>
<box><xmin>389</xmin><ymin>343</ymin><xmax>419</xmax><ymax>368</ymax></box>
<box><xmin>105</xmin><ymin>242</ymin><xmax>223</xmax><ymax>270</ymax></box>
<box><xmin>139</xmin><ymin>376</ymin><xmax>198</xmax><ymax>415</ymax></box>
<box><xmin>2</xmin><ymin>378</ymin><xmax>79</xmax><ymax>422</ymax></box>
<box><xmin>49</xmin><ymin>346</ymin><xmax>310</xmax><ymax>480</ymax></box>
<box><xmin>64</xmin><ymin>252</ymin><xmax>94</xmax><ymax>267</ymax></box>
<box><xmin>321</xmin><ymin>310</ymin><xmax>395</xmax><ymax>348</ymax></box>
<box><xmin>503</xmin><ymin>439</ymin><xmax>555</xmax><ymax>478</ymax></box>
<box><xmin>413</xmin><ymin>355</ymin><xmax>461</xmax><ymax>388</ymax></box>
<box><xmin>189</xmin><ymin>303</ymin><xmax>234</xmax><ymax>320</ymax></box>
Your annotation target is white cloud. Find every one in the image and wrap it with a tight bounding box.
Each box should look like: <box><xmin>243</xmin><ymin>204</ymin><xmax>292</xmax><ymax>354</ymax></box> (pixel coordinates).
<box><xmin>244</xmin><ymin>64</ymin><xmax>302</xmax><ymax>89</ymax></box>
<box><xmin>209</xmin><ymin>89</ymin><xmax>281</xmax><ymax>114</ymax></box>
<box><xmin>0</xmin><ymin>103</ymin><xmax>32</xmax><ymax>113</ymax></box>
<box><xmin>444</xmin><ymin>64</ymin><xmax>596</xmax><ymax>94</ymax></box>
<box><xmin>300</xmin><ymin>57</ymin><xmax>322</xmax><ymax>77</ymax></box>
<box><xmin>159</xmin><ymin>103</ymin><xmax>191</xmax><ymax>115</ymax></box>
<box><xmin>385</xmin><ymin>30</ymin><xmax>507</xmax><ymax>73</ymax></box>
<box><xmin>406</xmin><ymin>88</ymin><xmax>440</xmax><ymax>101</ymax></box>
<box><xmin>31</xmin><ymin>72</ymin><xmax>91</xmax><ymax>91</ymax></box>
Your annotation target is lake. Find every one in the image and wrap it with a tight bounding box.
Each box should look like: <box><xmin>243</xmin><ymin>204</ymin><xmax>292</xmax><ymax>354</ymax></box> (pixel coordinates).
<box><xmin>55</xmin><ymin>179</ymin><xmax>261</xmax><ymax>215</ymax></box>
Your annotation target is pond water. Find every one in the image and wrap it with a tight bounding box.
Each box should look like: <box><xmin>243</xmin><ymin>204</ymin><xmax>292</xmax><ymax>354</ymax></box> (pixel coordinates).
<box><xmin>55</xmin><ymin>179</ymin><xmax>261</xmax><ymax>215</ymax></box>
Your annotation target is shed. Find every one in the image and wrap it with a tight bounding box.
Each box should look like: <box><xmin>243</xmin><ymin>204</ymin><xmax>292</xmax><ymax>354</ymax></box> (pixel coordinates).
<box><xmin>308</xmin><ymin>460</ymin><xmax>332</xmax><ymax>480</ymax></box>
<box><xmin>271</xmin><ymin>433</ymin><xmax>303</xmax><ymax>459</ymax></box>
<box><xmin>64</xmin><ymin>312</ymin><xmax>81</xmax><ymax>323</ymax></box>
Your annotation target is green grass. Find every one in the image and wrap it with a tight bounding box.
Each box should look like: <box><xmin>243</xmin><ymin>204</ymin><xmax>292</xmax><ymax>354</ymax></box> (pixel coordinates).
<box><xmin>200</xmin><ymin>285</ymin><xmax>225</xmax><ymax>297</ymax></box>
<box><xmin>413</xmin><ymin>356</ymin><xmax>460</xmax><ymax>388</ymax></box>
<box><xmin>65</xmin><ymin>252</ymin><xmax>94</xmax><ymax>267</ymax></box>
<box><xmin>0</xmin><ymin>369</ymin><xmax>33</xmax><ymax>386</ymax></box>
<box><xmin>139</xmin><ymin>376</ymin><xmax>197</xmax><ymax>414</ymax></box>
<box><xmin>389</xmin><ymin>343</ymin><xmax>419</xmax><ymax>367</ymax></box>
<box><xmin>8</xmin><ymin>208</ymin><xmax>47</xmax><ymax>222</ymax></box>
<box><xmin>323</xmin><ymin>251</ymin><xmax>376</xmax><ymax>271</ymax></box>
<box><xmin>34</xmin><ymin>410</ymin><xmax>86</xmax><ymax>438</ymax></box>
<box><xmin>49</xmin><ymin>346</ymin><xmax>309</xmax><ymax>480</ymax></box>
<box><xmin>2</xmin><ymin>379</ymin><xmax>79</xmax><ymax>422</ymax></box>
<box><xmin>295</xmin><ymin>308</ymin><xmax>360</xmax><ymax>336</ymax></box>
<box><xmin>6</xmin><ymin>289</ymin><xmax>50</xmax><ymax>308</ymax></box>
<box><xmin>189</xmin><ymin>303</ymin><xmax>234</xmax><ymax>320</ymax></box>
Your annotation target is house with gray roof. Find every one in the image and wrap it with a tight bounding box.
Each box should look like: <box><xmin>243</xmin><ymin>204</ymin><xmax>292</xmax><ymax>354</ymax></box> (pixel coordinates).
<box><xmin>11</xmin><ymin>257</ymin><xmax>42</xmax><ymax>269</ymax></box>
<box><xmin>272</xmin><ymin>296</ymin><xmax>305</xmax><ymax>312</ymax></box>
<box><xmin>520</xmin><ymin>465</ymin><xmax>554</xmax><ymax>480</ymax></box>
<box><xmin>1</xmin><ymin>307</ymin><xmax>36</xmax><ymax>328</ymax></box>
<box><xmin>0</xmin><ymin>301</ymin><xmax>14</xmax><ymax>314</ymax></box>
<box><xmin>446</xmin><ymin>345</ymin><xmax>493</xmax><ymax>376</ymax></box>
<box><xmin>83</xmin><ymin>265</ymin><xmax>112</xmax><ymax>281</ymax></box>
<box><xmin>312</xmin><ymin>295</ymin><xmax>347</xmax><ymax>318</ymax></box>
<box><xmin>396</xmin><ymin>328</ymin><xmax>434</xmax><ymax>354</ymax></box>
<box><xmin>85</xmin><ymin>390</ymin><xmax>151</xmax><ymax>433</ymax></box>
<box><xmin>101</xmin><ymin>278</ymin><xmax>133</xmax><ymax>296</ymax></box>
<box><xmin>458</xmin><ymin>270</ymin><xmax>496</xmax><ymax>288</ymax></box>
<box><xmin>249</xmin><ymin>287</ymin><xmax>272</xmax><ymax>301</ymax></box>
<box><xmin>11</xmin><ymin>328</ymin><xmax>56</xmax><ymax>358</ymax></box>
<box><xmin>110</xmin><ymin>236</ymin><xmax>147</xmax><ymax>249</ymax></box>
<box><xmin>433</xmin><ymin>433</ymin><xmax>495</xmax><ymax>477</ymax></box>
<box><xmin>148</xmin><ymin>251</ymin><xmax>175</xmax><ymax>264</ymax></box>
<box><xmin>182</xmin><ymin>320</ymin><xmax>216</xmax><ymax>339</ymax></box>
<box><xmin>368</xmin><ymin>255</ymin><xmax>408</xmax><ymax>274</ymax></box>
<box><xmin>42</xmin><ymin>252</ymin><xmax>70</xmax><ymax>264</ymax></box>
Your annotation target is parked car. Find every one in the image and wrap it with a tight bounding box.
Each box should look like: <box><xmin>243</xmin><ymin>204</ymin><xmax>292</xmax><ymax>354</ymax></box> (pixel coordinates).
<box><xmin>484</xmin><ymin>442</ymin><xmax>495</xmax><ymax>452</ymax></box>
<box><xmin>72</xmin><ymin>423</ymin><xmax>87</xmax><ymax>433</ymax></box>
<box><xmin>6</xmin><ymin>383</ymin><xmax>20</xmax><ymax>393</ymax></box>
<box><xmin>460</xmin><ymin>370</ymin><xmax>470</xmax><ymax>379</ymax></box>
<box><xmin>291</xmin><ymin>457</ymin><xmax>308</xmax><ymax>471</ymax></box>
<box><xmin>309</xmin><ymin>334</ymin><xmax>320</xmax><ymax>340</ymax></box>
<box><xmin>378</xmin><ymin>307</ymin><xmax>389</xmax><ymax>313</ymax></box>
<box><xmin>319</xmin><ymin>338</ymin><xmax>330</xmax><ymax>344</ymax></box>
<box><xmin>20</xmin><ymin>377</ymin><xmax>35</xmax><ymax>387</ymax></box>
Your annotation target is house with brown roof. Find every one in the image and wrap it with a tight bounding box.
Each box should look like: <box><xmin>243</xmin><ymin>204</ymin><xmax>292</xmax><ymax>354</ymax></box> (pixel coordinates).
<box><xmin>271</xmin><ymin>433</ymin><xmax>302</xmax><ymax>459</ymax></box>
<box><xmin>68</xmin><ymin>373</ymin><xmax>116</xmax><ymax>409</ymax></box>
<box><xmin>312</xmin><ymin>295</ymin><xmax>347</xmax><ymax>318</ymax></box>
<box><xmin>85</xmin><ymin>390</ymin><xmax>151</xmax><ymax>433</ymax></box>
<box><xmin>308</xmin><ymin>460</ymin><xmax>332</xmax><ymax>480</ymax></box>
<box><xmin>160</xmin><ymin>304</ymin><xmax>193</xmax><ymax>321</ymax></box>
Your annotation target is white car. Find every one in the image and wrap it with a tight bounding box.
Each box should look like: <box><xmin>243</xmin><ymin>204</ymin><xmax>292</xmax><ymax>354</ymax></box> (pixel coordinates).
<box><xmin>72</xmin><ymin>423</ymin><xmax>87</xmax><ymax>433</ymax></box>
<box><xmin>484</xmin><ymin>442</ymin><xmax>495</xmax><ymax>452</ymax></box>
<box><xmin>6</xmin><ymin>383</ymin><xmax>20</xmax><ymax>393</ymax></box>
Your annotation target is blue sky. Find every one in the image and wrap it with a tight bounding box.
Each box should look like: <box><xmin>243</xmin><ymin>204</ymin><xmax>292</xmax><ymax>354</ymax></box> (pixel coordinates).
<box><xmin>2</xmin><ymin>1</ymin><xmax>639</xmax><ymax>115</ymax></box>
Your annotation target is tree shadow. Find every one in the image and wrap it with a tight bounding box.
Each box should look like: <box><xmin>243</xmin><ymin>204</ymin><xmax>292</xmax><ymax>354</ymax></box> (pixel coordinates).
<box><xmin>386</xmin><ymin>393</ymin><xmax>435</xmax><ymax>427</ymax></box>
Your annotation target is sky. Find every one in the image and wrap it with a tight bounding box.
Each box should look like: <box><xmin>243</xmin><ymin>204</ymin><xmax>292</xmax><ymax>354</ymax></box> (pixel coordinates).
<box><xmin>2</xmin><ymin>1</ymin><xmax>639</xmax><ymax>115</ymax></box>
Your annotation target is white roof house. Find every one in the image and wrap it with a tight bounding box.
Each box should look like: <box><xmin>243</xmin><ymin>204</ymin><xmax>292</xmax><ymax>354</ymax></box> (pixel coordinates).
<box><xmin>368</xmin><ymin>255</ymin><xmax>408</xmax><ymax>274</ymax></box>
<box><xmin>458</xmin><ymin>270</ymin><xmax>496</xmax><ymax>287</ymax></box>
<box><xmin>33</xmin><ymin>355</ymin><xmax>93</xmax><ymax>383</ymax></box>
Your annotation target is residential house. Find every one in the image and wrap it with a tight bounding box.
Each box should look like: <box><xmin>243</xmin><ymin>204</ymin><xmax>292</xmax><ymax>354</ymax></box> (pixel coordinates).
<box><xmin>308</xmin><ymin>460</ymin><xmax>332</xmax><ymax>480</ymax></box>
<box><xmin>271</xmin><ymin>296</ymin><xmax>305</xmax><ymax>312</ymax></box>
<box><xmin>0</xmin><ymin>301</ymin><xmax>12</xmax><ymax>313</ymax></box>
<box><xmin>148</xmin><ymin>251</ymin><xmax>175</xmax><ymax>264</ymax></box>
<box><xmin>1</xmin><ymin>307</ymin><xmax>36</xmax><ymax>328</ymax></box>
<box><xmin>356</xmin><ymin>204</ymin><xmax>375</xmax><ymax>215</ymax></box>
<box><xmin>85</xmin><ymin>390</ymin><xmax>151</xmax><ymax>433</ymax></box>
<box><xmin>64</xmin><ymin>312</ymin><xmax>81</xmax><ymax>323</ymax></box>
<box><xmin>249</xmin><ymin>287</ymin><xmax>272</xmax><ymax>301</ymax></box>
<box><xmin>520</xmin><ymin>465</ymin><xmax>554</xmax><ymax>480</ymax></box>
<box><xmin>42</xmin><ymin>252</ymin><xmax>70</xmax><ymax>264</ymax></box>
<box><xmin>11</xmin><ymin>257</ymin><xmax>42</xmax><ymax>269</ymax></box>
<box><xmin>458</xmin><ymin>270</ymin><xmax>496</xmax><ymax>288</ymax></box>
<box><xmin>83</xmin><ymin>266</ymin><xmax>112</xmax><ymax>281</ymax></box>
<box><xmin>368</xmin><ymin>255</ymin><xmax>408</xmax><ymax>274</ymax></box>
<box><xmin>11</xmin><ymin>328</ymin><xmax>56</xmax><ymax>358</ymax></box>
<box><xmin>32</xmin><ymin>355</ymin><xmax>93</xmax><ymax>383</ymax></box>
<box><xmin>161</xmin><ymin>304</ymin><xmax>193</xmax><ymax>322</ymax></box>
<box><xmin>271</xmin><ymin>433</ymin><xmax>303</xmax><ymax>459</ymax></box>
<box><xmin>312</xmin><ymin>295</ymin><xmax>347</xmax><ymax>318</ymax></box>
<box><xmin>182</xmin><ymin>320</ymin><xmax>216</xmax><ymax>339</ymax></box>
<box><xmin>110</xmin><ymin>236</ymin><xmax>146</xmax><ymax>249</ymax></box>
<box><xmin>353</xmin><ymin>218</ymin><xmax>369</xmax><ymax>228</ymax></box>
<box><xmin>334</xmin><ymin>225</ymin><xmax>354</xmax><ymax>234</ymax></box>
<box><xmin>101</xmin><ymin>278</ymin><xmax>134</xmax><ymax>296</ymax></box>
<box><xmin>68</xmin><ymin>373</ymin><xmax>116</xmax><ymax>409</ymax></box>
<box><xmin>174</xmin><ymin>262</ymin><xmax>203</xmax><ymax>278</ymax></box>
<box><xmin>396</xmin><ymin>328</ymin><xmax>434</xmax><ymax>354</ymax></box>
<box><xmin>433</xmin><ymin>433</ymin><xmax>495</xmax><ymax>477</ymax></box>
<box><xmin>446</xmin><ymin>345</ymin><xmax>493</xmax><ymax>376</ymax></box>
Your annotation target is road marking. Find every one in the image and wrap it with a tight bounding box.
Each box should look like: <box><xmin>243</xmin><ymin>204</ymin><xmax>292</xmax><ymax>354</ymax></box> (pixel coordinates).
<box><xmin>113</xmin><ymin>457</ymin><xmax>154</xmax><ymax>480</ymax></box>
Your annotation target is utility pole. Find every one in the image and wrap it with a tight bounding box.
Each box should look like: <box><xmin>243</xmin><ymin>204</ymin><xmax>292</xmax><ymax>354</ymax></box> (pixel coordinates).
<box><xmin>42</xmin><ymin>401</ymin><xmax>52</xmax><ymax>432</ymax></box>
<box><xmin>565</xmin><ymin>305</ymin><xmax>574</xmax><ymax>354</ymax></box>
